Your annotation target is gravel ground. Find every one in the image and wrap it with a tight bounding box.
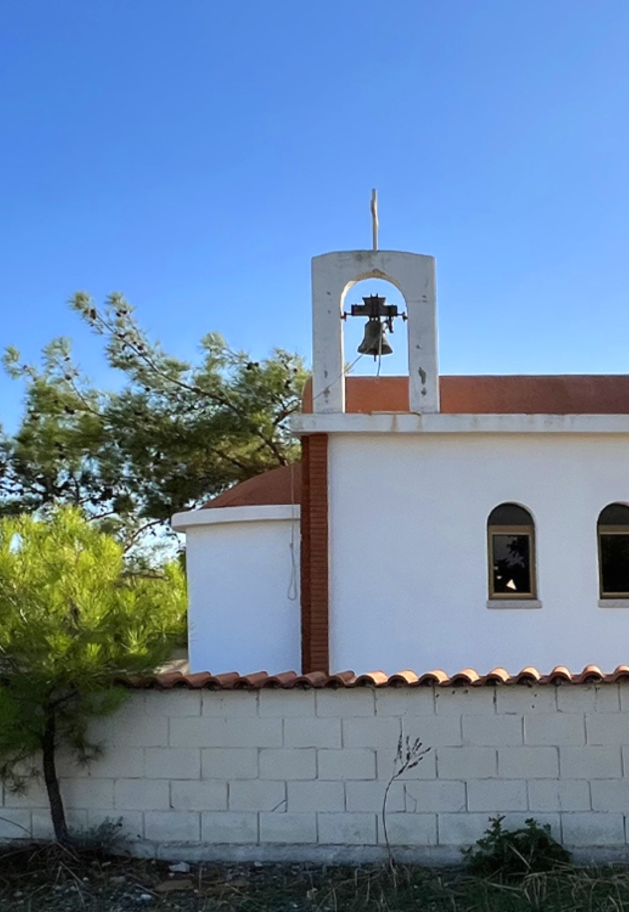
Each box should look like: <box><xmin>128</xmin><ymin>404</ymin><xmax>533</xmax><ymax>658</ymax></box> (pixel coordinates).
<box><xmin>2</xmin><ymin>847</ymin><xmax>629</xmax><ymax>911</ymax></box>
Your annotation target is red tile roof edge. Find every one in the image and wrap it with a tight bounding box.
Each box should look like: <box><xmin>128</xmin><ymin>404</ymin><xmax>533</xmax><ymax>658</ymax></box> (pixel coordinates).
<box><xmin>117</xmin><ymin>665</ymin><xmax>629</xmax><ymax>690</ymax></box>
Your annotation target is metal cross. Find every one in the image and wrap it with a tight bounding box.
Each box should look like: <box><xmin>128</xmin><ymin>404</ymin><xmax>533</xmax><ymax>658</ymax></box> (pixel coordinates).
<box><xmin>371</xmin><ymin>188</ymin><xmax>379</xmax><ymax>252</ymax></box>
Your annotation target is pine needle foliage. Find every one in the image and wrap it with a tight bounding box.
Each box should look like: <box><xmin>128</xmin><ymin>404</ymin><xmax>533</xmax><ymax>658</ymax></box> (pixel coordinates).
<box><xmin>1</xmin><ymin>293</ymin><xmax>307</xmax><ymax>554</ymax></box>
<box><xmin>0</xmin><ymin>507</ymin><xmax>186</xmax><ymax>845</ymax></box>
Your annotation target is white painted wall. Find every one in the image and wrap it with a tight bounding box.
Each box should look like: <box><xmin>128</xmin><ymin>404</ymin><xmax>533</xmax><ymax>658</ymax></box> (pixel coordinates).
<box><xmin>9</xmin><ymin>684</ymin><xmax>629</xmax><ymax>863</ymax></box>
<box><xmin>328</xmin><ymin>432</ymin><xmax>629</xmax><ymax>675</ymax></box>
<box><xmin>174</xmin><ymin>508</ymin><xmax>301</xmax><ymax>674</ymax></box>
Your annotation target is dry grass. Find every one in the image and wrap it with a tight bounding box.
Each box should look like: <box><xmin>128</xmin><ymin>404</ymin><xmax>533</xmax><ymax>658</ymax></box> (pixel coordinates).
<box><xmin>1</xmin><ymin>848</ymin><xmax>629</xmax><ymax>910</ymax></box>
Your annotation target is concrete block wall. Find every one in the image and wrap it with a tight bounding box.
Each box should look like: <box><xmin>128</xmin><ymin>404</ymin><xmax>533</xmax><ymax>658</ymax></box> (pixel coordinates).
<box><xmin>4</xmin><ymin>684</ymin><xmax>629</xmax><ymax>862</ymax></box>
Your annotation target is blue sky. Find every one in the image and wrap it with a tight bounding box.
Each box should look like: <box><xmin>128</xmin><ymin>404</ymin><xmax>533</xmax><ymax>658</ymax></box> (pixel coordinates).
<box><xmin>2</xmin><ymin>0</ymin><xmax>629</xmax><ymax>428</ymax></box>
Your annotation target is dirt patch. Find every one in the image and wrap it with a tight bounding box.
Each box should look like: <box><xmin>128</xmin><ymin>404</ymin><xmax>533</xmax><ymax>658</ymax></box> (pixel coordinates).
<box><xmin>1</xmin><ymin>846</ymin><xmax>629</xmax><ymax>910</ymax></box>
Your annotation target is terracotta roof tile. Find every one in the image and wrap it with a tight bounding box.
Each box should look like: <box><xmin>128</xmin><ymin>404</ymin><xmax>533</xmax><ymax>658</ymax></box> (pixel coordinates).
<box><xmin>122</xmin><ymin>666</ymin><xmax>629</xmax><ymax>690</ymax></box>
<box><xmin>303</xmin><ymin>375</ymin><xmax>629</xmax><ymax>416</ymax></box>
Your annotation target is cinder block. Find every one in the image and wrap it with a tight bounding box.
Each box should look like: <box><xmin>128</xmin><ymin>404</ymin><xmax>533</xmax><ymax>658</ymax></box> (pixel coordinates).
<box><xmin>377</xmin><ymin>746</ymin><xmax>436</xmax><ymax>780</ymax></box>
<box><xmin>145</xmin><ymin>690</ymin><xmax>202</xmax><ymax>717</ymax></box>
<box><xmin>591</xmin><ymin>780</ymin><xmax>629</xmax><ymax>811</ymax></box>
<box><xmin>496</xmin><ymin>687</ymin><xmax>557</xmax><ymax>715</ymax></box>
<box><xmin>170</xmin><ymin>780</ymin><xmax>227</xmax><ymax>811</ymax></box>
<box><xmin>112</xmin><ymin>715</ymin><xmax>168</xmax><ymax>748</ymax></box>
<box><xmin>439</xmin><ymin>812</ymin><xmax>560</xmax><ymax>846</ymax></box>
<box><xmin>405</xmin><ymin>781</ymin><xmax>466</xmax><ymax>813</ymax></box>
<box><xmin>316</xmin><ymin>690</ymin><xmax>375</xmax><ymax>717</ymax></box>
<box><xmin>556</xmin><ymin>685</ymin><xmax>596</xmax><ymax>713</ymax></box>
<box><xmin>378</xmin><ymin>813</ymin><xmax>437</xmax><ymax>846</ymax></box>
<box><xmin>498</xmin><ymin>747</ymin><xmax>558</xmax><ymax>778</ymax></box>
<box><xmin>463</xmin><ymin>715</ymin><xmax>522</xmax><ymax>747</ymax></box>
<box><xmin>618</xmin><ymin>683</ymin><xmax>629</xmax><ymax>712</ymax></box>
<box><xmin>557</xmin><ymin>685</ymin><xmax>620</xmax><ymax>713</ymax></box>
<box><xmin>229</xmin><ymin>780</ymin><xmax>286</xmax><ymax>812</ymax></box>
<box><xmin>202</xmin><ymin>692</ymin><xmax>259</xmax><ymax>717</ymax></box>
<box><xmin>345</xmin><ymin>780</ymin><xmax>404</xmax><ymax>813</ymax></box>
<box><xmin>259</xmin><ymin>749</ymin><xmax>316</xmax><ymax>780</ymax></box>
<box><xmin>318</xmin><ymin>812</ymin><xmax>377</xmax><ymax>844</ymax></box>
<box><xmin>438</xmin><ymin>812</ymin><xmax>495</xmax><ymax>845</ymax></box>
<box><xmin>467</xmin><ymin>780</ymin><xmax>527</xmax><ymax>812</ymax></box>
<box><xmin>259</xmin><ymin>813</ymin><xmax>317</xmax><ymax>844</ymax></box>
<box><xmin>0</xmin><ymin>809</ymin><xmax>32</xmax><ymax>840</ymax></box>
<box><xmin>115</xmin><ymin>779</ymin><xmax>170</xmax><ymax>811</ymax></box>
<box><xmin>287</xmin><ymin>781</ymin><xmax>345</xmax><ymax>813</ymax></box>
<box><xmin>435</xmin><ymin>689</ymin><xmax>496</xmax><ymax>716</ymax></box>
<box><xmin>61</xmin><ymin>778</ymin><xmax>114</xmax><ymax>809</ymax></box>
<box><xmin>528</xmin><ymin>780</ymin><xmax>591</xmax><ymax>812</ymax></box>
<box><xmin>403</xmin><ymin>715</ymin><xmax>462</xmax><ymax>747</ymax></box>
<box><xmin>201</xmin><ymin>811</ymin><xmax>258</xmax><ymax>843</ymax></box>
<box><xmin>525</xmin><ymin>714</ymin><xmax>585</xmax><ymax>746</ymax></box>
<box><xmin>375</xmin><ymin>688</ymin><xmax>435</xmax><ymax>716</ymax></box>
<box><xmin>437</xmin><ymin>747</ymin><xmax>497</xmax><ymax>780</ymax></box>
<box><xmin>587</xmin><ymin>714</ymin><xmax>629</xmax><ymax>745</ymax></box>
<box><xmin>594</xmin><ymin>685</ymin><xmax>622</xmax><ymax>712</ymax></box>
<box><xmin>202</xmin><ymin>748</ymin><xmax>258</xmax><ymax>780</ymax></box>
<box><xmin>560</xmin><ymin>747</ymin><xmax>622</xmax><ymax>779</ymax></box>
<box><xmin>285</xmin><ymin>717</ymin><xmax>341</xmax><ymax>748</ymax></box>
<box><xmin>223</xmin><ymin>718</ymin><xmax>283</xmax><ymax>748</ymax></box>
<box><xmin>258</xmin><ymin>691</ymin><xmax>315</xmax><ymax>717</ymax></box>
<box><xmin>318</xmin><ymin>749</ymin><xmax>376</xmax><ymax>780</ymax></box>
<box><xmin>86</xmin><ymin>809</ymin><xmax>143</xmax><ymax>841</ymax></box>
<box><xmin>87</xmin><ymin>748</ymin><xmax>144</xmax><ymax>780</ymax></box>
<box><xmin>343</xmin><ymin>717</ymin><xmax>401</xmax><ymax>749</ymax></box>
<box><xmin>144</xmin><ymin>811</ymin><xmax>200</xmax><ymax>843</ymax></box>
<box><xmin>145</xmin><ymin>748</ymin><xmax>201</xmax><ymax>780</ymax></box>
<box><xmin>4</xmin><ymin>778</ymin><xmax>48</xmax><ymax>808</ymax></box>
<box><xmin>32</xmin><ymin>809</ymin><xmax>86</xmax><ymax>841</ymax></box>
<box><xmin>169</xmin><ymin>718</ymin><xmax>227</xmax><ymax>748</ymax></box>
<box><xmin>562</xmin><ymin>812</ymin><xmax>625</xmax><ymax>846</ymax></box>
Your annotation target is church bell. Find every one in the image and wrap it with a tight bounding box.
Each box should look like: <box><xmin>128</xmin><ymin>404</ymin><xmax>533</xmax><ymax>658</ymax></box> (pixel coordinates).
<box><xmin>357</xmin><ymin>317</ymin><xmax>393</xmax><ymax>359</ymax></box>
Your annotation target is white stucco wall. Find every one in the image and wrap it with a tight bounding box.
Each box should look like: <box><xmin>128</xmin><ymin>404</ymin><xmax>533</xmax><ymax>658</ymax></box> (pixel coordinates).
<box><xmin>328</xmin><ymin>432</ymin><xmax>629</xmax><ymax>675</ymax></box>
<box><xmin>174</xmin><ymin>507</ymin><xmax>300</xmax><ymax>674</ymax></box>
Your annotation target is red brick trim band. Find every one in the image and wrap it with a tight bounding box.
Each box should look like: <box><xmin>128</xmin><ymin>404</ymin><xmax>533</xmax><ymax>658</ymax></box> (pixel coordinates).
<box><xmin>300</xmin><ymin>434</ymin><xmax>329</xmax><ymax>674</ymax></box>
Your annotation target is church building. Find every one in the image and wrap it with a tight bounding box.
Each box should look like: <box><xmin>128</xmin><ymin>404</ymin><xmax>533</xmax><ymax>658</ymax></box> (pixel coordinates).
<box><xmin>173</xmin><ymin>244</ymin><xmax>629</xmax><ymax>678</ymax></box>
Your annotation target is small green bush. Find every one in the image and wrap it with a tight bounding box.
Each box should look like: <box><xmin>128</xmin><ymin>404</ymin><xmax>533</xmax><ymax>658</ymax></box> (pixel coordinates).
<box><xmin>464</xmin><ymin>815</ymin><xmax>571</xmax><ymax>878</ymax></box>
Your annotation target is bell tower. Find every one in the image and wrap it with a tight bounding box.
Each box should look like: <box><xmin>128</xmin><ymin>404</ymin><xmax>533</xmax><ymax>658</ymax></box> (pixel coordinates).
<box><xmin>311</xmin><ymin>248</ymin><xmax>439</xmax><ymax>414</ymax></box>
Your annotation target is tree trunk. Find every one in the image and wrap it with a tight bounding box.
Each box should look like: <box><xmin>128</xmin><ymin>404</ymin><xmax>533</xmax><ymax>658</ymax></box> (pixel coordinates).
<box><xmin>42</xmin><ymin>710</ymin><xmax>71</xmax><ymax>846</ymax></box>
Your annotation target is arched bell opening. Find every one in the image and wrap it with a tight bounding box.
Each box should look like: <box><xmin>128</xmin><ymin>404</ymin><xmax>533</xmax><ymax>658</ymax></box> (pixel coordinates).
<box><xmin>340</xmin><ymin>277</ymin><xmax>409</xmax><ymax>377</ymax></box>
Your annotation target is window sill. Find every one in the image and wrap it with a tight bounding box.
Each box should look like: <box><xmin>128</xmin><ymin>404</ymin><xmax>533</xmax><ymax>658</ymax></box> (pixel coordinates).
<box><xmin>486</xmin><ymin>599</ymin><xmax>542</xmax><ymax>609</ymax></box>
<box><xmin>598</xmin><ymin>599</ymin><xmax>629</xmax><ymax>608</ymax></box>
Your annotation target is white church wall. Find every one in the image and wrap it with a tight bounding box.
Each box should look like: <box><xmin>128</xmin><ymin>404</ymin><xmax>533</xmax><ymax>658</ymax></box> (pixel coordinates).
<box><xmin>176</xmin><ymin>507</ymin><xmax>301</xmax><ymax>674</ymax></box>
<box><xmin>328</xmin><ymin>432</ymin><xmax>629</xmax><ymax>675</ymax></box>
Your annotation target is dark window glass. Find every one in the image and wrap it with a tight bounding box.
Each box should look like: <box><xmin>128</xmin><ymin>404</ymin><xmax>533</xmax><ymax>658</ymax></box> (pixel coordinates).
<box><xmin>600</xmin><ymin>533</ymin><xmax>629</xmax><ymax>596</ymax></box>
<box><xmin>599</xmin><ymin>504</ymin><xmax>629</xmax><ymax>526</ymax></box>
<box><xmin>597</xmin><ymin>503</ymin><xmax>629</xmax><ymax>598</ymax></box>
<box><xmin>488</xmin><ymin>504</ymin><xmax>534</xmax><ymax>527</ymax></box>
<box><xmin>491</xmin><ymin>533</ymin><xmax>532</xmax><ymax>595</ymax></box>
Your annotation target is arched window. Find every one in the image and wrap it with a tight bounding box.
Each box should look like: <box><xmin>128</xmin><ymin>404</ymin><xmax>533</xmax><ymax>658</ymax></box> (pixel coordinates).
<box><xmin>598</xmin><ymin>504</ymin><xmax>629</xmax><ymax>599</ymax></box>
<box><xmin>487</xmin><ymin>503</ymin><xmax>536</xmax><ymax>600</ymax></box>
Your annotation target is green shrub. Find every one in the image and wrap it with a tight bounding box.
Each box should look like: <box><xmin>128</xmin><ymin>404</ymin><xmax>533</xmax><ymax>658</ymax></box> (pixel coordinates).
<box><xmin>464</xmin><ymin>815</ymin><xmax>571</xmax><ymax>878</ymax></box>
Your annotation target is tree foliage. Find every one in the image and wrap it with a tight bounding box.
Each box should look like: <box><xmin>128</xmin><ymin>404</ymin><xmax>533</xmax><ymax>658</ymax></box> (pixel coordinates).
<box><xmin>1</xmin><ymin>293</ymin><xmax>307</xmax><ymax>551</ymax></box>
<box><xmin>0</xmin><ymin>507</ymin><xmax>186</xmax><ymax>844</ymax></box>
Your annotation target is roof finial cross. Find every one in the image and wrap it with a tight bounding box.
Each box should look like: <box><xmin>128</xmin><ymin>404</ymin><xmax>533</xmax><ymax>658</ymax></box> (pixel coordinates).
<box><xmin>371</xmin><ymin>188</ymin><xmax>379</xmax><ymax>252</ymax></box>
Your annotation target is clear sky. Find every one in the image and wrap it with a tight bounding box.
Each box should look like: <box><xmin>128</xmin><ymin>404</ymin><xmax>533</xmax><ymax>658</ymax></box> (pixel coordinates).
<box><xmin>2</xmin><ymin>1</ymin><xmax>629</xmax><ymax>428</ymax></box>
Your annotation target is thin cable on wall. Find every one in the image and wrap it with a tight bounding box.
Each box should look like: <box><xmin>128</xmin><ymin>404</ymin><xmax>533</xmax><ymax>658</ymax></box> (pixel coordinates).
<box><xmin>286</xmin><ymin>460</ymin><xmax>298</xmax><ymax>601</ymax></box>
<box><xmin>309</xmin><ymin>353</ymin><xmax>365</xmax><ymax>407</ymax></box>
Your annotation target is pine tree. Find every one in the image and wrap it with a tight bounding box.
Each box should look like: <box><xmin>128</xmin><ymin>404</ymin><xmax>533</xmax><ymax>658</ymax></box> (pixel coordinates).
<box><xmin>0</xmin><ymin>507</ymin><xmax>186</xmax><ymax>845</ymax></box>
